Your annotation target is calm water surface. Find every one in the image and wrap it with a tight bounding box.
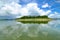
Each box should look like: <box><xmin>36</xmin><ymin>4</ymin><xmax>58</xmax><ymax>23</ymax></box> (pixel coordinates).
<box><xmin>0</xmin><ymin>20</ymin><xmax>60</xmax><ymax>40</ymax></box>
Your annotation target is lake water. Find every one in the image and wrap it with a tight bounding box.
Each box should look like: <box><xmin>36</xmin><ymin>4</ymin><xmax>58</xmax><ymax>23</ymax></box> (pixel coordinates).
<box><xmin>0</xmin><ymin>20</ymin><xmax>60</xmax><ymax>40</ymax></box>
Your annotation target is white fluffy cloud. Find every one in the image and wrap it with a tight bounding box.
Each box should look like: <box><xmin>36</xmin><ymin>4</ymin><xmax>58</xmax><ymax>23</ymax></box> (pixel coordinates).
<box><xmin>48</xmin><ymin>12</ymin><xmax>60</xmax><ymax>18</ymax></box>
<box><xmin>0</xmin><ymin>0</ymin><xmax>52</xmax><ymax>19</ymax></box>
<box><xmin>25</xmin><ymin>3</ymin><xmax>51</xmax><ymax>16</ymax></box>
<box><xmin>1</xmin><ymin>0</ymin><xmax>19</xmax><ymax>3</ymax></box>
<box><xmin>42</xmin><ymin>3</ymin><xmax>50</xmax><ymax>8</ymax></box>
<box><xmin>0</xmin><ymin>2</ymin><xmax>21</xmax><ymax>17</ymax></box>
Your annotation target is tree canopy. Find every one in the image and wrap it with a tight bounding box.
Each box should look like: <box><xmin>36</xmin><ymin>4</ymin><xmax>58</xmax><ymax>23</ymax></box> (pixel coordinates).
<box><xmin>20</xmin><ymin>15</ymin><xmax>49</xmax><ymax>19</ymax></box>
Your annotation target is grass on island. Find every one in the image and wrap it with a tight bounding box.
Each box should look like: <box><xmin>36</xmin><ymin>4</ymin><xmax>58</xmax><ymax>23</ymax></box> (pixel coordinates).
<box><xmin>17</xmin><ymin>19</ymin><xmax>50</xmax><ymax>24</ymax></box>
<box><xmin>17</xmin><ymin>18</ymin><xmax>51</xmax><ymax>21</ymax></box>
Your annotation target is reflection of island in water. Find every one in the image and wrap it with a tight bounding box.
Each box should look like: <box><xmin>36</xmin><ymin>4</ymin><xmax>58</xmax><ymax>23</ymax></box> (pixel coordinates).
<box><xmin>16</xmin><ymin>15</ymin><xmax>51</xmax><ymax>24</ymax></box>
<box><xmin>20</xmin><ymin>21</ymin><xmax>49</xmax><ymax>24</ymax></box>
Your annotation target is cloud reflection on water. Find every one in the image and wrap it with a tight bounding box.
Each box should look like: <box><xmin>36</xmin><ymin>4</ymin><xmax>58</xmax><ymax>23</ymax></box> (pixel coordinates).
<box><xmin>0</xmin><ymin>20</ymin><xmax>60</xmax><ymax>40</ymax></box>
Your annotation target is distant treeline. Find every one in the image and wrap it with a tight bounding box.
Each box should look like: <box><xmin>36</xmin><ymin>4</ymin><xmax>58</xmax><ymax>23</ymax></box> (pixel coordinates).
<box><xmin>20</xmin><ymin>15</ymin><xmax>49</xmax><ymax>19</ymax></box>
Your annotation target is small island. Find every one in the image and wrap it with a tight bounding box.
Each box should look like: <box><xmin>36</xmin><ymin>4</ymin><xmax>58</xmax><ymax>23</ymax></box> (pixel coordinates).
<box><xmin>16</xmin><ymin>15</ymin><xmax>51</xmax><ymax>23</ymax></box>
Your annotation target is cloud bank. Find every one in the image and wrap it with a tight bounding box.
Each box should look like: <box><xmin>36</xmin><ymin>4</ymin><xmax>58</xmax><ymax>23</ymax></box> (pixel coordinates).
<box><xmin>0</xmin><ymin>0</ymin><xmax>59</xmax><ymax>19</ymax></box>
<box><xmin>48</xmin><ymin>12</ymin><xmax>60</xmax><ymax>18</ymax></box>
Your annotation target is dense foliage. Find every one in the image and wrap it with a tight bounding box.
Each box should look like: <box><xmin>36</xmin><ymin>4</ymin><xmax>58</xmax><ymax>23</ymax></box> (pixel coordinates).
<box><xmin>20</xmin><ymin>15</ymin><xmax>48</xmax><ymax>19</ymax></box>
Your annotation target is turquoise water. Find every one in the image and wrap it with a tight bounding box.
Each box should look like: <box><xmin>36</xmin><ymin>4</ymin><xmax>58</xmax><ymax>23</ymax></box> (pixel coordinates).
<box><xmin>0</xmin><ymin>20</ymin><xmax>60</xmax><ymax>40</ymax></box>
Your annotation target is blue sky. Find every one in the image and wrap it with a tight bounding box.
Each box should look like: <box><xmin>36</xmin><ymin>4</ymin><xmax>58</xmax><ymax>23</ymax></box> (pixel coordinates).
<box><xmin>19</xmin><ymin>0</ymin><xmax>60</xmax><ymax>12</ymax></box>
<box><xmin>0</xmin><ymin>0</ymin><xmax>60</xmax><ymax>19</ymax></box>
